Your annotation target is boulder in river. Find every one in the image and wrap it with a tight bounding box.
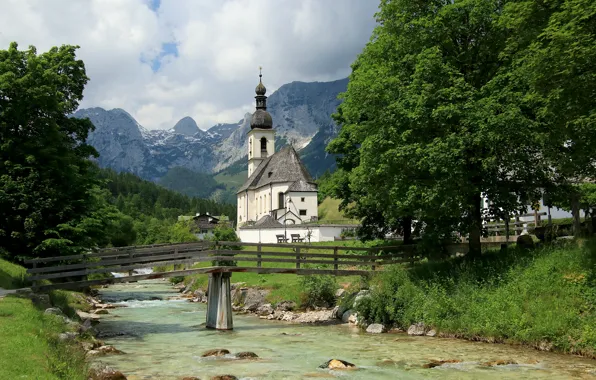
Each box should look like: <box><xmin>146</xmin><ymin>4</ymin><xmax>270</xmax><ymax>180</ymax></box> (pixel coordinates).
<box><xmin>256</xmin><ymin>303</ymin><xmax>274</xmax><ymax>316</ymax></box>
<box><xmin>407</xmin><ymin>323</ymin><xmax>426</xmax><ymax>336</ymax></box>
<box><xmin>181</xmin><ymin>377</ymin><xmax>201</xmax><ymax>380</ymax></box>
<box><xmin>87</xmin><ymin>345</ymin><xmax>125</xmax><ymax>357</ymax></box>
<box><xmin>366</xmin><ymin>323</ymin><xmax>386</xmax><ymax>334</ymax></box>
<box><xmin>210</xmin><ymin>376</ymin><xmax>237</xmax><ymax>380</ymax></box>
<box><xmin>319</xmin><ymin>359</ymin><xmax>356</xmax><ymax>369</ymax></box>
<box><xmin>88</xmin><ymin>363</ymin><xmax>127</xmax><ymax>380</ymax></box>
<box><xmin>201</xmin><ymin>349</ymin><xmax>230</xmax><ymax>357</ymax></box>
<box><xmin>422</xmin><ymin>359</ymin><xmax>461</xmax><ymax>368</ymax></box>
<box><xmin>341</xmin><ymin>309</ymin><xmax>357</xmax><ymax>324</ymax></box>
<box><xmin>235</xmin><ymin>351</ymin><xmax>259</xmax><ymax>359</ymax></box>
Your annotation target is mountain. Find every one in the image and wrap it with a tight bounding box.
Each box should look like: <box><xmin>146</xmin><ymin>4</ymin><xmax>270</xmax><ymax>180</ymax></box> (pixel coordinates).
<box><xmin>172</xmin><ymin>116</ymin><xmax>201</xmax><ymax>136</ymax></box>
<box><xmin>74</xmin><ymin>77</ymin><xmax>347</xmax><ymax>194</ymax></box>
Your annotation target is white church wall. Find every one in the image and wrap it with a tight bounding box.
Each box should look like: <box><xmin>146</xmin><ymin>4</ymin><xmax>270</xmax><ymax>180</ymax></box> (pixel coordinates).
<box><xmin>237</xmin><ymin>225</ymin><xmax>350</xmax><ymax>243</ymax></box>
<box><xmin>287</xmin><ymin>191</ymin><xmax>318</xmax><ymax>223</ymax></box>
<box><xmin>481</xmin><ymin>194</ymin><xmax>585</xmax><ymax>223</ymax></box>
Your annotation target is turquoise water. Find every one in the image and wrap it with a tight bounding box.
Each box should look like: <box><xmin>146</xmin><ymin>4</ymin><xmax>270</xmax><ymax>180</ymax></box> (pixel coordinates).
<box><xmin>96</xmin><ymin>280</ymin><xmax>596</xmax><ymax>379</ymax></box>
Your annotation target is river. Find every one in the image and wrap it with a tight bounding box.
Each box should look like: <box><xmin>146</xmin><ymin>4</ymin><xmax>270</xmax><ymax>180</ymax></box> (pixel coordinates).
<box><xmin>95</xmin><ymin>280</ymin><xmax>596</xmax><ymax>379</ymax></box>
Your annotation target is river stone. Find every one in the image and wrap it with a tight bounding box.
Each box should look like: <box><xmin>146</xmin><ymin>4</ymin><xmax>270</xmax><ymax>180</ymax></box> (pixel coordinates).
<box><xmin>210</xmin><ymin>376</ymin><xmax>237</xmax><ymax>380</ymax></box>
<box><xmin>335</xmin><ymin>288</ymin><xmax>346</xmax><ymax>298</ymax></box>
<box><xmin>276</xmin><ymin>300</ymin><xmax>297</xmax><ymax>311</ymax></box>
<box><xmin>87</xmin><ymin>345</ymin><xmax>125</xmax><ymax>357</ymax></box>
<box><xmin>88</xmin><ymin>363</ymin><xmax>127</xmax><ymax>380</ymax></box>
<box><xmin>58</xmin><ymin>332</ymin><xmax>78</xmax><ymax>341</ymax></box>
<box><xmin>256</xmin><ymin>303</ymin><xmax>274</xmax><ymax>316</ymax></box>
<box><xmin>423</xmin><ymin>359</ymin><xmax>461</xmax><ymax>368</ymax></box>
<box><xmin>76</xmin><ymin>310</ymin><xmax>100</xmax><ymax>321</ymax></box>
<box><xmin>201</xmin><ymin>349</ymin><xmax>230</xmax><ymax>357</ymax></box>
<box><xmin>45</xmin><ymin>307</ymin><xmax>66</xmax><ymax>317</ymax></box>
<box><xmin>426</xmin><ymin>329</ymin><xmax>437</xmax><ymax>337</ymax></box>
<box><xmin>319</xmin><ymin>359</ymin><xmax>356</xmax><ymax>369</ymax></box>
<box><xmin>341</xmin><ymin>310</ymin><xmax>357</xmax><ymax>324</ymax></box>
<box><xmin>182</xmin><ymin>377</ymin><xmax>200</xmax><ymax>380</ymax></box>
<box><xmin>235</xmin><ymin>351</ymin><xmax>259</xmax><ymax>359</ymax></box>
<box><xmin>407</xmin><ymin>323</ymin><xmax>426</xmax><ymax>336</ymax></box>
<box><xmin>366</xmin><ymin>324</ymin><xmax>386</xmax><ymax>334</ymax></box>
<box><xmin>94</xmin><ymin>309</ymin><xmax>110</xmax><ymax>315</ymax></box>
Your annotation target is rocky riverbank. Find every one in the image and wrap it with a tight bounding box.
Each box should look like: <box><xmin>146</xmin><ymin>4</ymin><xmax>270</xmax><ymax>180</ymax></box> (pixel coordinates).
<box><xmin>35</xmin><ymin>290</ymin><xmax>130</xmax><ymax>380</ymax></box>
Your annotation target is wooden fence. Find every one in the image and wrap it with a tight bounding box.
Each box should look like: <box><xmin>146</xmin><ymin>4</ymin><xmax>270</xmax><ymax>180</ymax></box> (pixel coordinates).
<box><xmin>24</xmin><ymin>241</ymin><xmax>421</xmax><ymax>291</ymax></box>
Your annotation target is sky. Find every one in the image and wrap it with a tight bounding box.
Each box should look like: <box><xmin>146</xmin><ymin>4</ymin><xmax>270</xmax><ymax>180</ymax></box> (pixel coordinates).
<box><xmin>0</xmin><ymin>0</ymin><xmax>379</xmax><ymax>130</ymax></box>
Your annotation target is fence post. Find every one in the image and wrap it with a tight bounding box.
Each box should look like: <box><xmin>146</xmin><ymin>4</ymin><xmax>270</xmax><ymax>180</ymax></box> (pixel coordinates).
<box><xmin>296</xmin><ymin>247</ymin><xmax>301</xmax><ymax>269</ymax></box>
<box><xmin>504</xmin><ymin>214</ymin><xmax>510</xmax><ymax>244</ymax></box>
<box><xmin>32</xmin><ymin>262</ymin><xmax>38</xmax><ymax>290</ymax></box>
<box><xmin>515</xmin><ymin>215</ymin><xmax>521</xmax><ymax>236</ymax></box>
<box><xmin>371</xmin><ymin>248</ymin><xmax>377</xmax><ymax>271</ymax></box>
<box><xmin>333</xmin><ymin>247</ymin><xmax>338</xmax><ymax>271</ymax></box>
<box><xmin>128</xmin><ymin>251</ymin><xmax>134</xmax><ymax>277</ymax></box>
<box><xmin>257</xmin><ymin>244</ymin><xmax>262</xmax><ymax>268</ymax></box>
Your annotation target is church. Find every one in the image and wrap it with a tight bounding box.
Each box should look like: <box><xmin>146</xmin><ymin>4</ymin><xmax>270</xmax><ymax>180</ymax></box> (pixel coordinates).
<box><xmin>236</xmin><ymin>72</ymin><xmax>319</xmax><ymax>228</ymax></box>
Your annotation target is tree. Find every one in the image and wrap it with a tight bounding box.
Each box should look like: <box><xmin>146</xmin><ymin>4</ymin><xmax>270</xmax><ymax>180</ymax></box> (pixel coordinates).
<box><xmin>0</xmin><ymin>42</ymin><xmax>98</xmax><ymax>262</ymax></box>
<box><xmin>327</xmin><ymin>0</ymin><xmax>556</xmax><ymax>256</ymax></box>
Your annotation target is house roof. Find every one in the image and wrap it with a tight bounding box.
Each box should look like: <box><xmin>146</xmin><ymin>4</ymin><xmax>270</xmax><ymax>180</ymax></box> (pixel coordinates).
<box><xmin>253</xmin><ymin>214</ymin><xmax>284</xmax><ymax>228</ymax></box>
<box><xmin>237</xmin><ymin>145</ymin><xmax>318</xmax><ymax>193</ymax></box>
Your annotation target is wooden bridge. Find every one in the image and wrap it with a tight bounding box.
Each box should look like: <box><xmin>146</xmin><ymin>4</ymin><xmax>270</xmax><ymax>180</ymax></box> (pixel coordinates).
<box><xmin>25</xmin><ymin>241</ymin><xmax>418</xmax><ymax>330</ymax></box>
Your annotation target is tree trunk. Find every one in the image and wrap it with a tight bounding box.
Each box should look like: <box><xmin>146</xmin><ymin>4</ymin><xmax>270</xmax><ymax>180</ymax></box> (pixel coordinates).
<box><xmin>402</xmin><ymin>217</ymin><xmax>413</xmax><ymax>245</ymax></box>
<box><xmin>468</xmin><ymin>193</ymin><xmax>482</xmax><ymax>258</ymax></box>
<box><xmin>591</xmin><ymin>210</ymin><xmax>596</xmax><ymax>236</ymax></box>
<box><xmin>572</xmin><ymin>196</ymin><xmax>581</xmax><ymax>238</ymax></box>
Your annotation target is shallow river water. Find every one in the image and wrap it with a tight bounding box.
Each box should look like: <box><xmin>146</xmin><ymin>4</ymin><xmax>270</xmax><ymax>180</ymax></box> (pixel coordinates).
<box><xmin>96</xmin><ymin>280</ymin><xmax>596</xmax><ymax>380</ymax></box>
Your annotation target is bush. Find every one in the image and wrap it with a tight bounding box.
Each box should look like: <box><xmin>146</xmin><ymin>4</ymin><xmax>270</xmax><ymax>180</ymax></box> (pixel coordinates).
<box><xmin>355</xmin><ymin>241</ymin><xmax>596</xmax><ymax>356</ymax></box>
<box><xmin>299</xmin><ymin>274</ymin><xmax>337</xmax><ymax>309</ymax></box>
<box><xmin>210</xmin><ymin>223</ymin><xmax>241</xmax><ymax>266</ymax></box>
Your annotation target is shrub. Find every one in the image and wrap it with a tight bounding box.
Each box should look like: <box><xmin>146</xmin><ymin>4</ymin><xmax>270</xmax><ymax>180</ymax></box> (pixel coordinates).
<box><xmin>299</xmin><ymin>274</ymin><xmax>337</xmax><ymax>309</ymax></box>
<box><xmin>209</xmin><ymin>223</ymin><xmax>241</xmax><ymax>266</ymax></box>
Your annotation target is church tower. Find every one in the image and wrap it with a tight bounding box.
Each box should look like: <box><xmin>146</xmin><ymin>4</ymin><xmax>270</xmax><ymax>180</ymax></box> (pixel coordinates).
<box><xmin>247</xmin><ymin>68</ymin><xmax>275</xmax><ymax>177</ymax></box>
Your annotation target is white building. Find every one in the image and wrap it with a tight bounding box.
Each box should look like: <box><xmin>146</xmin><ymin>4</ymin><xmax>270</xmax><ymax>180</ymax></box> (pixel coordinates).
<box><xmin>236</xmin><ymin>72</ymin><xmax>319</xmax><ymax>228</ymax></box>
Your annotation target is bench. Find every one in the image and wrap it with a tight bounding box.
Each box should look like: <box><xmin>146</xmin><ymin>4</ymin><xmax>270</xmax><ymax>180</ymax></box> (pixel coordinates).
<box><xmin>291</xmin><ymin>234</ymin><xmax>304</xmax><ymax>243</ymax></box>
<box><xmin>276</xmin><ymin>234</ymin><xmax>288</xmax><ymax>243</ymax></box>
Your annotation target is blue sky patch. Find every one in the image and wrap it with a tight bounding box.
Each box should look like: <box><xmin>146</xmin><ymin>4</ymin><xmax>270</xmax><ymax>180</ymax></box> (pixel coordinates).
<box><xmin>143</xmin><ymin>42</ymin><xmax>179</xmax><ymax>72</ymax></box>
<box><xmin>148</xmin><ymin>0</ymin><xmax>161</xmax><ymax>11</ymax></box>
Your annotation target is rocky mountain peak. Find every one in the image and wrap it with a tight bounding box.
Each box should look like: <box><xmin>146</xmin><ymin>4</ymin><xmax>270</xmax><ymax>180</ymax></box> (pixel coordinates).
<box><xmin>172</xmin><ymin>116</ymin><xmax>201</xmax><ymax>137</ymax></box>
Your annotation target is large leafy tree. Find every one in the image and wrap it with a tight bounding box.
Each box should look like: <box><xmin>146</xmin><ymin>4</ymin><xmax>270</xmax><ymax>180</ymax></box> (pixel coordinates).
<box><xmin>327</xmin><ymin>0</ymin><xmax>560</xmax><ymax>256</ymax></box>
<box><xmin>0</xmin><ymin>42</ymin><xmax>98</xmax><ymax>262</ymax></box>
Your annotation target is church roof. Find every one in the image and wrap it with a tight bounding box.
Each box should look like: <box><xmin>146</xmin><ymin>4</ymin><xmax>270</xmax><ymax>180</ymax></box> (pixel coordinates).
<box><xmin>253</xmin><ymin>214</ymin><xmax>284</xmax><ymax>228</ymax></box>
<box><xmin>237</xmin><ymin>145</ymin><xmax>317</xmax><ymax>193</ymax></box>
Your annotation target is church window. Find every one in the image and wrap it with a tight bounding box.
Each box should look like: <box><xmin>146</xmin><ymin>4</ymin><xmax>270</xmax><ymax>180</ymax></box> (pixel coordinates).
<box><xmin>278</xmin><ymin>192</ymin><xmax>284</xmax><ymax>209</ymax></box>
<box><xmin>299</xmin><ymin>209</ymin><xmax>307</xmax><ymax>216</ymax></box>
<box><xmin>260</xmin><ymin>137</ymin><xmax>267</xmax><ymax>151</ymax></box>
<box><xmin>301</xmin><ymin>197</ymin><xmax>305</xmax><ymax>202</ymax></box>
<box><xmin>264</xmin><ymin>194</ymin><xmax>267</xmax><ymax>212</ymax></box>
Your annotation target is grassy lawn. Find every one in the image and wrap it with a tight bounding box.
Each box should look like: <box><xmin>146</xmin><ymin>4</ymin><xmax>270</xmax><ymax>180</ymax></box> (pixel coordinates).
<box><xmin>317</xmin><ymin>197</ymin><xmax>360</xmax><ymax>224</ymax></box>
<box><xmin>0</xmin><ymin>257</ymin><xmax>29</xmax><ymax>289</ymax></box>
<box><xmin>0</xmin><ymin>258</ymin><xmax>89</xmax><ymax>379</ymax></box>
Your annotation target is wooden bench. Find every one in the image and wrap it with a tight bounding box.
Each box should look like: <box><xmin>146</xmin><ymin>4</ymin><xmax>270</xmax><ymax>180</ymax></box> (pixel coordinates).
<box><xmin>291</xmin><ymin>234</ymin><xmax>304</xmax><ymax>243</ymax></box>
<box><xmin>276</xmin><ymin>234</ymin><xmax>288</xmax><ymax>243</ymax></box>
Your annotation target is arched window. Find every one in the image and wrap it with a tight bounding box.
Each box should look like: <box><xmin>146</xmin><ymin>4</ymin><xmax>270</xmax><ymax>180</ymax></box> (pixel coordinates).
<box><xmin>264</xmin><ymin>194</ymin><xmax>267</xmax><ymax>212</ymax></box>
<box><xmin>278</xmin><ymin>192</ymin><xmax>284</xmax><ymax>209</ymax></box>
<box><xmin>260</xmin><ymin>137</ymin><xmax>267</xmax><ymax>156</ymax></box>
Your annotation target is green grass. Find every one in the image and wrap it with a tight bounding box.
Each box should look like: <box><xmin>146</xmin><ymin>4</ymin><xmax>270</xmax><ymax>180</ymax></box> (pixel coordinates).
<box><xmin>0</xmin><ymin>259</ymin><xmax>88</xmax><ymax>379</ymax></box>
<box><xmin>356</xmin><ymin>239</ymin><xmax>596</xmax><ymax>357</ymax></box>
<box><xmin>0</xmin><ymin>295</ymin><xmax>88</xmax><ymax>379</ymax></box>
<box><xmin>0</xmin><ymin>257</ymin><xmax>29</xmax><ymax>289</ymax></box>
<box><xmin>317</xmin><ymin>197</ymin><xmax>360</xmax><ymax>224</ymax></box>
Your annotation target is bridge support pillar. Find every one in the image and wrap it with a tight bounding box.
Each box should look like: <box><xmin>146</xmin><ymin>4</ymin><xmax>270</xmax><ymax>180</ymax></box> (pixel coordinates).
<box><xmin>206</xmin><ymin>272</ymin><xmax>233</xmax><ymax>330</ymax></box>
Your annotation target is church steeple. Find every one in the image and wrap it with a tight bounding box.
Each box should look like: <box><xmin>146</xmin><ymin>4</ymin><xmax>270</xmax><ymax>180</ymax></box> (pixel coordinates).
<box><xmin>250</xmin><ymin>67</ymin><xmax>272</xmax><ymax>129</ymax></box>
<box><xmin>247</xmin><ymin>67</ymin><xmax>275</xmax><ymax>177</ymax></box>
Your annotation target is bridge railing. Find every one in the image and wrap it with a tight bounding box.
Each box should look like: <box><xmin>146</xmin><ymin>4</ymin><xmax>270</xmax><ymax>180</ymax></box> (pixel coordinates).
<box><xmin>24</xmin><ymin>241</ymin><xmax>421</xmax><ymax>290</ymax></box>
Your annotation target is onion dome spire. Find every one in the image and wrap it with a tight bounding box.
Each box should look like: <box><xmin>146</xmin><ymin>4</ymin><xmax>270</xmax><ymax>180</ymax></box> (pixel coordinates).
<box><xmin>250</xmin><ymin>67</ymin><xmax>272</xmax><ymax>129</ymax></box>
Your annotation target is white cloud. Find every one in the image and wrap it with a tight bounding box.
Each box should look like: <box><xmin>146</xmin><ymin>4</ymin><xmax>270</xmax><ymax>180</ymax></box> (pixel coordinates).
<box><xmin>0</xmin><ymin>0</ymin><xmax>378</xmax><ymax>130</ymax></box>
